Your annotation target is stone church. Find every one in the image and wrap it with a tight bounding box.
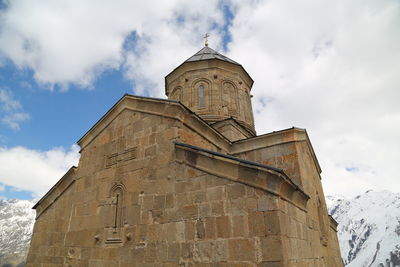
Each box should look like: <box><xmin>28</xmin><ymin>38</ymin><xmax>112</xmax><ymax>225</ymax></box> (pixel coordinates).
<box><xmin>27</xmin><ymin>45</ymin><xmax>343</xmax><ymax>266</ymax></box>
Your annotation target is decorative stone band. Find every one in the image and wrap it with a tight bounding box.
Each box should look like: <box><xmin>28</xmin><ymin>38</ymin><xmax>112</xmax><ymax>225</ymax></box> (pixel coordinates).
<box><xmin>174</xmin><ymin>142</ymin><xmax>310</xmax><ymax>211</ymax></box>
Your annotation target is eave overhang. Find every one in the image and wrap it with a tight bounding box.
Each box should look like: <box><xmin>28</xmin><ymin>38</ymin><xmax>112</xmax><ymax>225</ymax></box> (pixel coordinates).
<box><xmin>175</xmin><ymin>142</ymin><xmax>310</xmax><ymax>211</ymax></box>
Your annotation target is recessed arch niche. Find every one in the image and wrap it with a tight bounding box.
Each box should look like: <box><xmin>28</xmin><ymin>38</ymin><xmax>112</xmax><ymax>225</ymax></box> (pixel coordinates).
<box><xmin>191</xmin><ymin>79</ymin><xmax>211</xmax><ymax>110</ymax></box>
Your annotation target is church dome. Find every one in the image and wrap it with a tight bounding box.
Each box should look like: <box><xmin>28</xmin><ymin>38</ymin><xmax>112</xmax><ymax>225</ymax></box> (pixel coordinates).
<box><xmin>165</xmin><ymin>46</ymin><xmax>255</xmax><ymax>137</ymax></box>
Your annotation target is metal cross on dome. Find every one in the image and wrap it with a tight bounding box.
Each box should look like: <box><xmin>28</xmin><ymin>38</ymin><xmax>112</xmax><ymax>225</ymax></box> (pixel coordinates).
<box><xmin>203</xmin><ymin>33</ymin><xmax>210</xmax><ymax>46</ymax></box>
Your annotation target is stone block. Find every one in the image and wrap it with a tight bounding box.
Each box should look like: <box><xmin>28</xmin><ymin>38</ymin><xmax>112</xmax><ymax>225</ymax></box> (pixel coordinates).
<box><xmin>199</xmin><ymin>203</ymin><xmax>212</xmax><ymax>217</ymax></box>
<box><xmin>216</xmin><ymin>216</ymin><xmax>231</xmax><ymax>238</ymax></box>
<box><xmin>204</xmin><ymin>217</ymin><xmax>216</xmax><ymax>239</ymax></box>
<box><xmin>167</xmin><ymin>243</ymin><xmax>180</xmax><ymax>261</ymax></box>
<box><xmin>264</xmin><ymin>211</ymin><xmax>281</xmax><ymax>235</ymax></box>
<box><xmin>164</xmin><ymin>223</ymin><xmax>177</xmax><ymax>242</ymax></box>
<box><xmin>181</xmin><ymin>242</ymin><xmax>193</xmax><ymax>260</ymax></box>
<box><xmin>126</xmin><ymin>205</ymin><xmax>140</xmax><ymax>225</ymax></box>
<box><xmin>185</xmin><ymin>220</ymin><xmax>196</xmax><ymax>241</ymax></box>
<box><xmin>210</xmin><ymin>201</ymin><xmax>225</xmax><ymax>217</ymax></box>
<box><xmin>248</xmin><ymin>211</ymin><xmax>266</xmax><ymax>237</ymax></box>
<box><xmin>192</xmin><ymin>191</ymin><xmax>207</xmax><ymax>204</ymax></box>
<box><xmin>206</xmin><ymin>186</ymin><xmax>225</xmax><ymax>201</ymax></box>
<box><xmin>232</xmin><ymin>215</ymin><xmax>248</xmax><ymax>237</ymax></box>
<box><xmin>257</xmin><ymin>194</ymin><xmax>279</xmax><ymax>211</ymax></box>
<box><xmin>227</xmin><ymin>183</ymin><xmax>246</xmax><ymax>199</ymax></box>
<box><xmin>165</xmin><ymin>193</ymin><xmax>174</xmax><ymax>208</ymax></box>
<box><xmin>156</xmin><ymin>242</ymin><xmax>168</xmax><ymax>262</ymax></box>
<box><xmin>228</xmin><ymin>238</ymin><xmax>255</xmax><ymax>261</ymax></box>
<box><xmin>193</xmin><ymin>240</ymin><xmax>227</xmax><ymax>263</ymax></box>
<box><xmin>260</xmin><ymin>236</ymin><xmax>283</xmax><ymax>262</ymax></box>
<box><xmin>179</xmin><ymin>204</ymin><xmax>199</xmax><ymax>220</ymax></box>
<box><xmin>196</xmin><ymin>219</ymin><xmax>206</xmax><ymax>240</ymax></box>
<box><xmin>154</xmin><ymin>195</ymin><xmax>166</xmax><ymax>209</ymax></box>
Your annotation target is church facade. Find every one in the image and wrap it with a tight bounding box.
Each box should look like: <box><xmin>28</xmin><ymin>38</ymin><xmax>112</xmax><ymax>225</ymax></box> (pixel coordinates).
<box><xmin>26</xmin><ymin>46</ymin><xmax>343</xmax><ymax>266</ymax></box>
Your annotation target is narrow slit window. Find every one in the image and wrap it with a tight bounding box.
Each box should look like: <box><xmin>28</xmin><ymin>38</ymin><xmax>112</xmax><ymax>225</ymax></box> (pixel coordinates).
<box><xmin>199</xmin><ymin>84</ymin><xmax>205</xmax><ymax>108</ymax></box>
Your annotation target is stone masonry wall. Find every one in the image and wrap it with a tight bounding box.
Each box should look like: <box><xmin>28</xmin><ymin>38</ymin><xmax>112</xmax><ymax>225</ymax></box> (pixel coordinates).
<box><xmin>231</xmin><ymin>135</ymin><xmax>343</xmax><ymax>266</ymax></box>
<box><xmin>27</xmin><ymin>107</ymin><xmax>342</xmax><ymax>266</ymax></box>
<box><xmin>27</xmin><ymin>108</ymin><xmax>293</xmax><ymax>266</ymax></box>
<box><xmin>27</xmin><ymin>109</ymin><xmax>179</xmax><ymax>266</ymax></box>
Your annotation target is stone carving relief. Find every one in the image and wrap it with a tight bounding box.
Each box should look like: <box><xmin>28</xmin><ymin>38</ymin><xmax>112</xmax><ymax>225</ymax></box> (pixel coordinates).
<box><xmin>103</xmin><ymin>182</ymin><xmax>127</xmax><ymax>244</ymax></box>
<box><xmin>105</xmin><ymin>147</ymin><xmax>137</xmax><ymax>168</ymax></box>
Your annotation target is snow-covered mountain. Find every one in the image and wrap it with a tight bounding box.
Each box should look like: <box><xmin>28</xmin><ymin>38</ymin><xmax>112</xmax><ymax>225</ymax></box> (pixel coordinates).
<box><xmin>0</xmin><ymin>199</ymin><xmax>35</xmax><ymax>266</ymax></box>
<box><xmin>327</xmin><ymin>190</ymin><xmax>400</xmax><ymax>267</ymax></box>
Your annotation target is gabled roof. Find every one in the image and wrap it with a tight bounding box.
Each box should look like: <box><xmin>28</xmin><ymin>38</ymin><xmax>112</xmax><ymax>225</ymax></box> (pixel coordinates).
<box><xmin>184</xmin><ymin>46</ymin><xmax>240</xmax><ymax>65</ymax></box>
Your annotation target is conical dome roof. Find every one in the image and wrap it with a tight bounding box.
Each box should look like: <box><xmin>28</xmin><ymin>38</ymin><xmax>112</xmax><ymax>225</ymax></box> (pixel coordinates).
<box><xmin>184</xmin><ymin>46</ymin><xmax>240</xmax><ymax>65</ymax></box>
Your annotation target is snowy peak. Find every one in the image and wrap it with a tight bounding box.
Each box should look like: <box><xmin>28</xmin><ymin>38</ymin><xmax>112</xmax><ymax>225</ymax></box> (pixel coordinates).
<box><xmin>327</xmin><ymin>190</ymin><xmax>400</xmax><ymax>267</ymax></box>
<box><xmin>0</xmin><ymin>199</ymin><xmax>36</xmax><ymax>266</ymax></box>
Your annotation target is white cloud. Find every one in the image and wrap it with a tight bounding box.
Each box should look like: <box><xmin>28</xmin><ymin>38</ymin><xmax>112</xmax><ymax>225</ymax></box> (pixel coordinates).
<box><xmin>0</xmin><ymin>0</ymin><xmax>226</xmax><ymax>90</ymax></box>
<box><xmin>0</xmin><ymin>145</ymin><xmax>80</xmax><ymax>198</ymax></box>
<box><xmin>123</xmin><ymin>1</ymin><xmax>227</xmax><ymax>96</ymax></box>
<box><xmin>226</xmin><ymin>0</ymin><xmax>400</xmax><ymax>197</ymax></box>
<box><xmin>1</xmin><ymin>112</ymin><xmax>30</xmax><ymax>130</ymax></box>
<box><xmin>0</xmin><ymin>89</ymin><xmax>30</xmax><ymax>130</ymax></box>
<box><xmin>0</xmin><ymin>88</ymin><xmax>21</xmax><ymax>111</ymax></box>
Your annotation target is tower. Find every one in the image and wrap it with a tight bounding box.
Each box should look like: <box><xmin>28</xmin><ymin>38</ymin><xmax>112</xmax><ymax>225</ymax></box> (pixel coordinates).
<box><xmin>165</xmin><ymin>46</ymin><xmax>256</xmax><ymax>141</ymax></box>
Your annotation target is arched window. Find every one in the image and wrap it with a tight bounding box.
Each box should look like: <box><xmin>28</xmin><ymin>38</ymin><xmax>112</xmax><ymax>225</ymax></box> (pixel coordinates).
<box><xmin>192</xmin><ymin>79</ymin><xmax>210</xmax><ymax>109</ymax></box>
<box><xmin>199</xmin><ymin>84</ymin><xmax>205</xmax><ymax>108</ymax></box>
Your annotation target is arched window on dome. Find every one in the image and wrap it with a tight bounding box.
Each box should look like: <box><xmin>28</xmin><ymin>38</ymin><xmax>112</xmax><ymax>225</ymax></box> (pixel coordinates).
<box><xmin>192</xmin><ymin>80</ymin><xmax>210</xmax><ymax>109</ymax></box>
<box><xmin>199</xmin><ymin>84</ymin><xmax>205</xmax><ymax>108</ymax></box>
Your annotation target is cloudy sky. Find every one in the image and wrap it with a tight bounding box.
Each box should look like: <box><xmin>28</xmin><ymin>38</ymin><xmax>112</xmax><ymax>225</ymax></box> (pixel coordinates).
<box><xmin>0</xmin><ymin>0</ymin><xmax>398</xmax><ymax>199</ymax></box>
